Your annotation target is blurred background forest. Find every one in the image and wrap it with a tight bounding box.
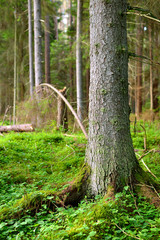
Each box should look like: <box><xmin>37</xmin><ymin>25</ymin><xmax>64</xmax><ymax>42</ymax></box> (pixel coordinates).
<box><xmin>0</xmin><ymin>0</ymin><xmax>159</xmax><ymax>129</ymax></box>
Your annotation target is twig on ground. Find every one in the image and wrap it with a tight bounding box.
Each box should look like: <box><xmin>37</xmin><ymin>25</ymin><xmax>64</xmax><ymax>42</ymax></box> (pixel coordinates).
<box><xmin>114</xmin><ymin>223</ymin><xmax>142</xmax><ymax>240</ymax></box>
<box><xmin>1</xmin><ymin>105</ymin><xmax>11</xmax><ymax>126</ymax></box>
<box><xmin>151</xmin><ymin>184</ymin><xmax>160</xmax><ymax>199</ymax></box>
<box><xmin>136</xmin><ymin>152</ymin><xmax>158</xmax><ymax>179</ymax></box>
<box><xmin>136</xmin><ymin>183</ymin><xmax>160</xmax><ymax>199</ymax></box>
<box><xmin>138</xmin><ymin>149</ymin><xmax>155</xmax><ymax>161</ymax></box>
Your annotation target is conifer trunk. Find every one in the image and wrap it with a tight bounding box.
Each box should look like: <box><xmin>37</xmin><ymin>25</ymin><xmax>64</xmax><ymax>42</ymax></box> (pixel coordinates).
<box><xmin>86</xmin><ymin>0</ymin><xmax>139</xmax><ymax>196</ymax></box>
<box><xmin>135</xmin><ymin>18</ymin><xmax>143</xmax><ymax>118</ymax></box>
<box><xmin>76</xmin><ymin>0</ymin><xmax>83</xmax><ymax>121</ymax></box>
<box><xmin>149</xmin><ymin>22</ymin><xmax>154</xmax><ymax>112</ymax></box>
<box><xmin>45</xmin><ymin>15</ymin><xmax>50</xmax><ymax>84</ymax></box>
<box><xmin>34</xmin><ymin>0</ymin><xmax>42</xmax><ymax>87</ymax></box>
<box><xmin>28</xmin><ymin>0</ymin><xmax>34</xmax><ymax>97</ymax></box>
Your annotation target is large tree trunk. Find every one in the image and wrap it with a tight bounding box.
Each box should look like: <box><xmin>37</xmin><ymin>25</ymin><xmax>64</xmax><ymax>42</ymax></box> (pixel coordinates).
<box><xmin>135</xmin><ymin>18</ymin><xmax>143</xmax><ymax>118</ymax></box>
<box><xmin>86</xmin><ymin>0</ymin><xmax>139</xmax><ymax>196</ymax></box>
<box><xmin>28</xmin><ymin>0</ymin><xmax>34</xmax><ymax>98</ymax></box>
<box><xmin>76</xmin><ymin>0</ymin><xmax>83</xmax><ymax>121</ymax></box>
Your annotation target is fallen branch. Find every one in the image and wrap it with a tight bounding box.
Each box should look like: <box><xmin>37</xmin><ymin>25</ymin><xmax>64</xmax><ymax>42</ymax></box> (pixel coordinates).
<box><xmin>40</xmin><ymin>83</ymin><xmax>88</xmax><ymax>139</ymax></box>
<box><xmin>0</xmin><ymin>124</ymin><xmax>34</xmax><ymax>133</ymax></box>
<box><xmin>136</xmin><ymin>151</ymin><xmax>158</xmax><ymax>179</ymax></box>
<box><xmin>138</xmin><ymin>149</ymin><xmax>155</xmax><ymax>161</ymax></box>
<box><xmin>1</xmin><ymin>105</ymin><xmax>11</xmax><ymax>126</ymax></box>
<box><xmin>114</xmin><ymin>223</ymin><xmax>141</xmax><ymax>240</ymax></box>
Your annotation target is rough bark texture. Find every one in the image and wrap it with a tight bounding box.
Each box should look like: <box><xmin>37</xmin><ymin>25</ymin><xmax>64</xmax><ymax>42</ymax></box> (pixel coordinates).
<box><xmin>34</xmin><ymin>0</ymin><xmax>42</xmax><ymax>87</ymax></box>
<box><xmin>86</xmin><ymin>0</ymin><xmax>139</xmax><ymax>196</ymax></box>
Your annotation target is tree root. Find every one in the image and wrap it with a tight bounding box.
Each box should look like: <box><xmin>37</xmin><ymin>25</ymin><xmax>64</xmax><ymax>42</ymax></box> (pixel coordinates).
<box><xmin>0</xmin><ymin>164</ymin><xmax>90</xmax><ymax>221</ymax></box>
<box><xmin>1</xmin><ymin>164</ymin><xmax>160</xmax><ymax>222</ymax></box>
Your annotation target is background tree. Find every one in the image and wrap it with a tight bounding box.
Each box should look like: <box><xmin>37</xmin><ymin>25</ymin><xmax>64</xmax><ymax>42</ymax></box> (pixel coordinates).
<box><xmin>135</xmin><ymin>17</ymin><xmax>143</xmax><ymax>118</ymax></box>
<box><xmin>76</xmin><ymin>0</ymin><xmax>83</xmax><ymax>121</ymax></box>
<box><xmin>34</xmin><ymin>0</ymin><xmax>42</xmax><ymax>87</ymax></box>
<box><xmin>28</xmin><ymin>0</ymin><xmax>34</xmax><ymax>97</ymax></box>
<box><xmin>45</xmin><ymin>15</ymin><xmax>51</xmax><ymax>84</ymax></box>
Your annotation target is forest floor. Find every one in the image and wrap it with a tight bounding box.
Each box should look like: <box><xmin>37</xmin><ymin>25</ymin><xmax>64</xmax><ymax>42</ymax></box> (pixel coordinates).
<box><xmin>0</xmin><ymin>120</ymin><xmax>160</xmax><ymax>239</ymax></box>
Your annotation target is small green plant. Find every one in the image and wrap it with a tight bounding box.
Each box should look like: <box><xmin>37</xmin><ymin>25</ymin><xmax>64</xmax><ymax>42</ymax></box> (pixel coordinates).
<box><xmin>0</xmin><ymin>121</ymin><xmax>159</xmax><ymax>239</ymax></box>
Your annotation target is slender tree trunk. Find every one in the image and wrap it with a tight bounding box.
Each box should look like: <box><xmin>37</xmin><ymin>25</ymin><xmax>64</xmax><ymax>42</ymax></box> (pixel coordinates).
<box><xmin>76</xmin><ymin>0</ymin><xmax>83</xmax><ymax>121</ymax></box>
<box><xmin>34</xmin><ymin>0</ymin><xmax>42</xmax><ymax>87</ymax></box>
<box><xmin>86</xmin><ymin>67</ymin><xmax>90</xmax><ymax>113</ymax></box>
<box><xmin>13</xmin><ymin>10</ymin><xmax>17</xmax><ymax>125</ymax></box>
<box><xmin>86</xmin><ymin>0</ymin><xmax>138</xmax><ymax>196</ymax></box>
<box><xmin>69</xmin><ymin>0</ymin><xmax>74</xmax><ymax>104</ymax></box>
<box><xmin>45</xmin><ymin>15</ymin><xmax>51</xmax><ymax>84</ymax></box>
<box><xmin>54</xmin><ymin>16</ymin><xmax>58</xmax><ymax>41</ymax></box>
<box><xmin>149</xmin><ymin>22</ymin><xmax>154</xmax><ymax>112</ymax></box>
<box><xmin>57</xmin><ymin>87</ymin><xmax>68</xmax><ymax>131</ymax></box>
<box><xmin>28</xmin><ymin>0</ymin><xmax>34</xmax><ymax>98</ymax></box>
<box><xmin>153</xmin><ymin>26</ymin><xmax>159</xmax><ymax>111</ymax></box>
<box><xmin>135</xmin><ymin>18</ymin><xmax>143</xmax><ymax>118</ymax></box>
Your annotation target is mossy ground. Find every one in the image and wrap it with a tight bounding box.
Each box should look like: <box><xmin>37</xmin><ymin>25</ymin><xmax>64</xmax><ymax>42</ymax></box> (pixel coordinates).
<box><xmin>0</xmin><ymin>120</ymin><xmax>160</xmax><ymax>239</ymax></box>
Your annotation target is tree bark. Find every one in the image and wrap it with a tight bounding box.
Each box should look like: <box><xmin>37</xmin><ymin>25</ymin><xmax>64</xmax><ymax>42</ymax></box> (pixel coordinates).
<box><xmin>45</xmin><ymin>15</ymin><xmax>51</xmax><ymax>84</ymax></box>
<box><xmin>135</xmin><ymin>18</ymin><xmax>143</xmax><ymax>118</ymax></box>
<box><xmin>28</xmin><ymin>0</ymin><xmax>34</xmax><ymax>98</ymax></box>
<box><xmin>69</xmin><ymin>0</ymin><xmax>74</xmax><ymax>104</ymax></box>
<box><xmin>149</xmin><ymin>22</ymin><xmax>154</xmax><ymax>112</ymax></box>
<box><xmin>34</xmin><ymin>0</ymin><xmax>42</xmax><ymax>87</ymax></box>
<box><xmin>54</xmin><ymin>16</ymin><xmax>58</xmax><ymax>41</ymax></box>
<box><xmin>13</xmin><ymin>10</ymin><xmax>17</xmax><ymax>125</ymax></box>
<box><xmin>86</xmin><ymin>0</ymin><xmax>139</xmax><ymax>196</ymax></box>
<box><xmin>0</xmin><ymin>124</ymin><xmax>34</xmax><ymax>133</ymax></box>
<box><xmin>153</xmin><ymin>26</ymin><xmax>159</xmax><ymax>111</ymax></box>
<box><xmin>86</xmin><ymin>67</ymin><xmax>90</xmax><ymax>114</ymax></box>
<box><xmin>76</xmin><ymin>0</ymin><xmax>83</xmax><ymax>121</ymax></box>
<box><xmin>57</xmin><ymin>87</ymin><xmax>68</xmax><ymax>131</ymax></box>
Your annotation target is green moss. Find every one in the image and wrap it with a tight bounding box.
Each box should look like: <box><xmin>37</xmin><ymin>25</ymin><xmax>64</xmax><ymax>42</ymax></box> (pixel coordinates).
<box><xmin>100</xmin><ymin>89</ymin><xmax>107</xmax><ymax>95</ymax></box>
<box><xmin>110</xmin><ymin>118</ymin><xmax>118</xmax><ymax>125</ymax></box>
<box><xmin>73</xmin><ymin>163</ymin><xmax>90</xmax><ymax>191</ymax></box>
<box><xmin>134</xmin><ymin>167</ymin><xmax>160</xmax><ymax>193</ymax></box>
<box><xmin>0</xmin><ymin>190</ymin><xmax>56</xmax><ymax>221</ymax></box>
<box><xmin>100</xmin><ymin>107</ymin><xmax>106</xmax><ymax>113</ymax></box>
<box><xmin>104</xmin><ymin>0</ymin><xmax>111</xmax><ymax>4</ymax></box>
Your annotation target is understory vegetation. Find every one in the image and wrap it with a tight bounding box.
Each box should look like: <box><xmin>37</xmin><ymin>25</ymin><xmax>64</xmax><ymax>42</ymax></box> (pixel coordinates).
<box><xmin>0</xmin><ymin>120</ymin><xmax>160</xmax><ymax>239</ymax></box>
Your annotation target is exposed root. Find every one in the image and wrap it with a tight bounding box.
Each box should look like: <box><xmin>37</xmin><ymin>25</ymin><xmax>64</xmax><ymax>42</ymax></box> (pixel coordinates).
<box><xmin>134</xmin><ymin>167</ymin><xmax>160</xmax><ymax>208</ymax></box>
<box><xmin>0</xmin><ymin>164</ymin><xmax>90</xmax><ymax>221</ymax></box>
<box><xmin>136</xmin><ymin>183</ymin><xmax>160</xmax><ymax>208</ymax></box>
